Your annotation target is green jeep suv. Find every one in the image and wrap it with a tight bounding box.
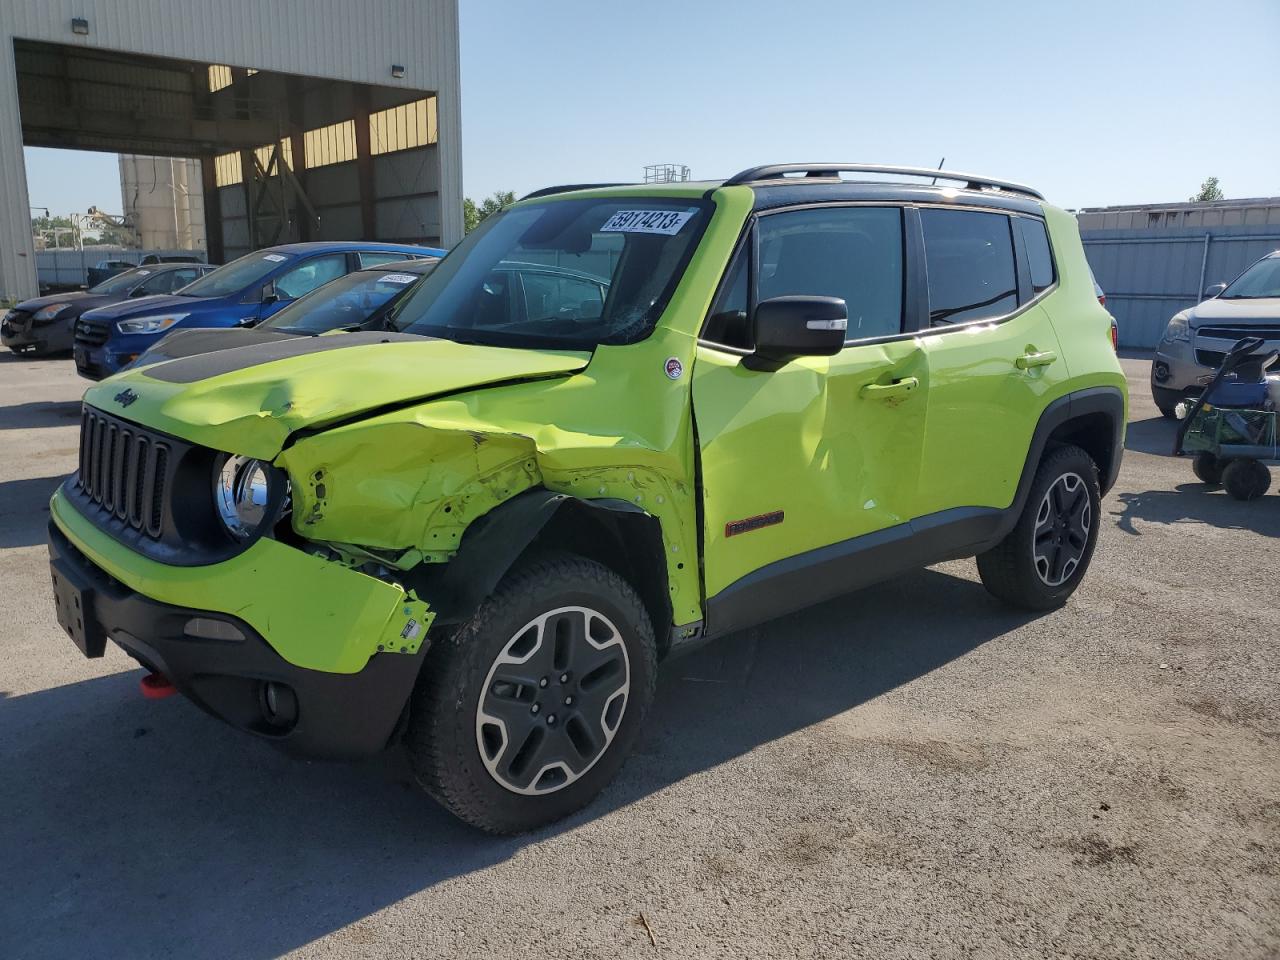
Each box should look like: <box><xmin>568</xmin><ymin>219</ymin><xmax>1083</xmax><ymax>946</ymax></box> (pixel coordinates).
<box><xmin>47</xmin><ymin>164</ymin><xmax>1126</xmax><ymax>833</ymax></box>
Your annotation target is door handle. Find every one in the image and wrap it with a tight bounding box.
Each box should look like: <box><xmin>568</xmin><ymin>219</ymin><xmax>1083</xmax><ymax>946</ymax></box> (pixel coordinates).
<box><xmin>860</xmin><ymin>376</ymin><xmax>919</xmax><ymax>399</ymax></box>
<box><xmin>1015</xmin><ymin>350</ymin><xmax>1057</xmax><ymax>370</ymax></box>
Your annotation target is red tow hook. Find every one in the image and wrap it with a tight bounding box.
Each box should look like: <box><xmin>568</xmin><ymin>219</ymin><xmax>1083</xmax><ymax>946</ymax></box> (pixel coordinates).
<box><xmin>140</xmin><ymin>672</ymin><xmax>177</xmax><ymax>700</ymax></box>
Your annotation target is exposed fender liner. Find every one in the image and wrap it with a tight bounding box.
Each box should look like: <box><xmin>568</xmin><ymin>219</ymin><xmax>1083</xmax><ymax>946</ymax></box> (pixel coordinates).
<box><xmin>419</xmin><ymin>489</ymin><xmax>671</xmax><ymax>634</ymax></box>
<box><xmin>701</xmin><ymin>385</ymin><xmax>1125</xmax><ymax>639</ymax></box>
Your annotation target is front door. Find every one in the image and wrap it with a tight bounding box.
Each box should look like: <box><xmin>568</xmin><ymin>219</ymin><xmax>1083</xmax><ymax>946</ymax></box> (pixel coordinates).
<box><xmin>692</xmin><ymin>205</ymin><xmax>928</xmax><ymax>631</ymax></box>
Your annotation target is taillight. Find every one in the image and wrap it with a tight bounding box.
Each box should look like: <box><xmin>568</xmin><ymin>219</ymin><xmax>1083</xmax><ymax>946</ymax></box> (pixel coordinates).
<box><xmin>1097</xmin><ymin>293</ymin><xmax>1106</xmax><ymax>308</ymax></box>
<box><xmin>1110</xmin><ymin>319</ymin><xmax>1119</xmax><ymax>352</ymax></box>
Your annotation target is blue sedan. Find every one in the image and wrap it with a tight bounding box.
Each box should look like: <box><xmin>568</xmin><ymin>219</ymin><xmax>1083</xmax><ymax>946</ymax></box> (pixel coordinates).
<box><xmin>73</xmin><ymin>241</ymin><xmax>444</xmax><ymax>380</ymax></box>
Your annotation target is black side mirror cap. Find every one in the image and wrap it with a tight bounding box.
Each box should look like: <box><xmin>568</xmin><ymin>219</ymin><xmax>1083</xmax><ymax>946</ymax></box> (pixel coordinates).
<box><xmin>743</xmin><ymin>296</ymin><xmax>848</xmax><ymax>371</ymax></box>
<box><xmin>1203</xmin><ymin>282</ymin><xmax>1227</xmax><ymax>299</ymax></box>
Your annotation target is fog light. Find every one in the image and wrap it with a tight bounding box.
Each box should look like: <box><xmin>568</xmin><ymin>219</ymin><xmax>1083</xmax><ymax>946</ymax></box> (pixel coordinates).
<box><xmin>184</xmin><ymin>617</ymin><xmax>244</xmax><ymax>642</ymax></box>
<box><xmin>1153</xmin><ymin>361</ymin><xmax>1170</xmax><ymax>383</ymax></box>
<box><xmin>261</xmin><ymin>682</ymin><xmax>298</xmax><ymax>728</ymax></box>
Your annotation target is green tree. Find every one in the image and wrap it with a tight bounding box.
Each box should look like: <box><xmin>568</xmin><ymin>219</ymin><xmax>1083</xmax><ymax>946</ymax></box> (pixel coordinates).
<box><xmin>463</xmin><ymin>190</ymin><xmax>516</xmax><ymax>233</ymax></box>
<box><xmin>31</xmin><ymin>214</ymin><xmax>74</xmax><ymax>232</ymax></box>
<box><xmin>1189</xmin><ymin>177</ymin><xmax>1224</xmax><ymax>202</ymax></box>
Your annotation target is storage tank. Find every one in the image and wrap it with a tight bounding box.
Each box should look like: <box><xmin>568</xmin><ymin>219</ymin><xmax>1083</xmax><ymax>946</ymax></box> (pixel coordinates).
<box><xmin>118</xmin><ymin>155</ymin><xmax>207</xmax><ymax>251</ymax></box>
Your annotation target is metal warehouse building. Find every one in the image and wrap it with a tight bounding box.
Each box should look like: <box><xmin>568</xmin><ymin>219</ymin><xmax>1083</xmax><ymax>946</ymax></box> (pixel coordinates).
<box><xmin>1078</xmin><ymin>197</ymin><xmax>1280</xmax><ymax>349</ymax></box>
<box><xmin>0</xmin><ymin>0</ymin><xmax>462</xmax><ymax>302</ymax></box>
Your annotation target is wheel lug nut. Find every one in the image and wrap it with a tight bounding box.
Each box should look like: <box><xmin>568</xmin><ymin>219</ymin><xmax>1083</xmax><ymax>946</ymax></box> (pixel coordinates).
<box><xmin>530</xmin><ymin>703</ymin><xmax>540</xmax><ymax>714</ymax></box>
<box><xmin>559</xmin><ymin>673</ymin><xmax>569</xmax><ymax>683</ymax></box>
<box><xmin>547</xmin><ymin>714</ymin><xmax>557</xmax><ymax>725</ymax></box>
<box><xmin>539</xmin><ymin>677</ymin><xmax>548</xmax><ymax>688</ymax></box>
<box><xmin>564</xmin><ymin>696</ymin><xmax>573</xmax><ymax>706</ymax></box>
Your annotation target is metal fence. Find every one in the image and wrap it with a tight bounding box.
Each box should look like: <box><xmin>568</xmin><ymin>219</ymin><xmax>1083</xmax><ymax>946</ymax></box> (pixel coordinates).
<box><xmin>1081</xmin><ymin>224</ymin><xmax>1280</xmax><ymax>350</ymax></box>
<box><xmin>33</xmin><ymin>248</ymin><xmax>209</xmax><ymax>290</ymax></box>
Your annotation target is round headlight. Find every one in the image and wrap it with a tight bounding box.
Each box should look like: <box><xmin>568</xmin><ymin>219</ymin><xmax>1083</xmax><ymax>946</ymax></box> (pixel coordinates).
<box><xmin>214</xmin><ymin>455</ymin><xmax>274</xmax><ymax>539</ymax></box>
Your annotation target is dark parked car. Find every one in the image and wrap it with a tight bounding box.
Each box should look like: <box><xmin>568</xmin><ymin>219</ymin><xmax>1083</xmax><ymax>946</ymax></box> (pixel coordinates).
<box><xmin>74</xmin><ymin>241</ymin><xmax>444</xmax><ymax>380</ymax></box>
<box><xmin>2</xmin><ymin>263</ymin><xmax>215</xmax><ymax>355</ymax></box>
<box><xmin>85</xmin><ymin>259</ymin><xmax>138</xmax><ymax>288</ymax></box>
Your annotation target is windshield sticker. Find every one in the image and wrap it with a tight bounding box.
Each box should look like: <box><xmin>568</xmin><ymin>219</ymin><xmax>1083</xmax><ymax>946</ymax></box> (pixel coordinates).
<box><xmin>378</xmin><ymin>273</ymin><xmax>418</xmax><ymax>285</ymax></box>
<box><xmin>600</xmin><ymin>209</ymin><xmax>697</xmax><ymax>236</ymax></box>
<box><xmin>262</xmin><ymin>253</ymin><xmax>287</xmax><ymax>262</ymax></box>
<box><xmin>136</xmin><ymin>269</ymin><xmax>150</xmax><ymax>275</ymax></box>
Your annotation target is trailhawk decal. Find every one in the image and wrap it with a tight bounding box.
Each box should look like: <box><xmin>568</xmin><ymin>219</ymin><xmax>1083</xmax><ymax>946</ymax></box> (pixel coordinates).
<box><xmin>725</xmin><ymin>510</ymin><xmax>784</xmax><ymax>538</ymax></box>
<box><xmin>600</xmin><ymin>209</ymin><xmax>697</xmax><ymax>236</ymax></box>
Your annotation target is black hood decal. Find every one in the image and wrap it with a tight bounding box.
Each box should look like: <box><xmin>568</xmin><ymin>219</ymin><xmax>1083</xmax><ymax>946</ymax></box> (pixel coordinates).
<box><xmin>141</xmin><ymin>330</ymin><xmax>431</xmax><ymax>384</ymax></box>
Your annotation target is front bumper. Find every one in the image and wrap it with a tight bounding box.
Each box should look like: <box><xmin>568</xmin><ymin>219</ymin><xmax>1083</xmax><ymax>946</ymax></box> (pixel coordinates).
<box><xmin>3</xmin><ymin>313</ymin><xmax>74</xmax><ymax>352</ymax></box>
<box><xmin>48</xmin><ymin>488</ymin><xmax>434</xmax><ymax>759</ymax></box>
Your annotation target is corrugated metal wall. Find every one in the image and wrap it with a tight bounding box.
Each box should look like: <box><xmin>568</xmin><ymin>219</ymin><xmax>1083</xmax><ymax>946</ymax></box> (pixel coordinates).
<box><xmin>0</xmin><ymin>0</ymin><xmax>461</xmax><ymax>300</ymax></box>
<box><xmin>1082</xmin><ymin>224</ymin><xmax>1280</xmax><ymax>349</ymax></box>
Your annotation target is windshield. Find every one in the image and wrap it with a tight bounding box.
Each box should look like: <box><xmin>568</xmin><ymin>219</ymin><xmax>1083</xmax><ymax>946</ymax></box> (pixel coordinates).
<box><xmin>89</xmin><ymin>268</ymin><xmax>148</xmax><ymax>295</ymax></box>
<box><xmin>1221</xmin><ymin>257</ymin><xmax>1280</xmax><ymax>300</ymax></box>
<box><xmin>178</xmin><ymin>250</ymin><xmax>294</xmax><ymax>299</ymax></box>
<box><xmin>388</xmin><ymin>197</ymin><xmax>710</xmax><ymax>348</ymax></box>
<box><xmin>261</xmin><ymin>266</ymin><xmax>431</xmax><ymax>334</ymax></box>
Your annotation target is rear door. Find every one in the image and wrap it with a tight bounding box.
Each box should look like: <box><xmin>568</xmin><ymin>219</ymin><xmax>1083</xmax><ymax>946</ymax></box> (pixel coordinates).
<box><xmin>692</xmin><ymin>204</ymin><xmax>928</xmax><ymax>614</ymax></box>
<box><xmin>914</xmin><ymin>208</ymin><xmax>1070</xmax><ymax>518</ymax></box>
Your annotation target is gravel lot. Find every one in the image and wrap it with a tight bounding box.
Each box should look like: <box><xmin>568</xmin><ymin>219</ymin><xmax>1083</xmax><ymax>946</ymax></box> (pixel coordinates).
<box><xmin>1</xmin><ymin>350</ymin><xmax>1276</xmax><ymax>960</ymax></box>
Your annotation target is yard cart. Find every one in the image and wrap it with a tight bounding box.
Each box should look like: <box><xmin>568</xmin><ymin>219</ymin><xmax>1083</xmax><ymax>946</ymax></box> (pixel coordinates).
<box><xmin>1174</xmin><ymin>336</ymin><xmax>1278</xmax><ymax>500</ymax></box>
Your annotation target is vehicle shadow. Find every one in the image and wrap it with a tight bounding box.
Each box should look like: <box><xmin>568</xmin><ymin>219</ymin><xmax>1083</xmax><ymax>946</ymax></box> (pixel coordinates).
<box><xmin>1111</xmin><ymin>481</ymin><xmax>1280</xmax><ymax>537</ymax></box>
<box><xmin>0</xmin><ymin>399</ymin><xmax>83</xmax><ymax>431</ymax></box>
<box><xmin>1125</xmin><ymin>414</ymin><xmax>1178</xmax><ymax>457</ymax></box>
<box><xmin>0</xmin><ymin>475</ymin><xmax>67</xmax><ymax>548</ymax></box>
<box><xmin>0</xmin><ymin>567</ymin><xmax>1034</xmax><ymax>959</ymax></box>
<box><xmin>0</xmin><ymin>349</ymin><xmax>72</xmax><ymax>366</ymax></box>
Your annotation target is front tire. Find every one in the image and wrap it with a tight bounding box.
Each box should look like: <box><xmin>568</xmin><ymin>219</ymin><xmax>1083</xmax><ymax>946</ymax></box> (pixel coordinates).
<box><xmin>405</xmin><ymin>553</ymin><xmax>657</xmax><ymax>834</ymax></box>
<box><xmin>1222</xmin><ymin>459</ymin><xmax>1270</xmax><ymax>501</ymax></box>
<box><xmin>977</xmin><ymin>444</ymin><xmax>1102</xmax><ymax>611</ymax></box>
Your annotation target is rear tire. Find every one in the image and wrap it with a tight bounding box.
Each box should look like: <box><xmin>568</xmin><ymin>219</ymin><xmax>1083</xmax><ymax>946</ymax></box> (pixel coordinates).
<box><xmin>1222</xmin><ymin>459</ymin><xmax>1270</xmax><ymax>501</ymax></box>
<box><xmin>405</xmin><ymin>553</ymin><xmax>658</xmax><ymax>834</ymax></box>
<box><xmin>1192</xmin><ymin>452</ymin><xmax>1225</xmax><ymax>486</ymax></box>
<box><xmin>977</xmin><ymin>444</ymin><xmax>1102</xmax><ymax>611</ymax></box>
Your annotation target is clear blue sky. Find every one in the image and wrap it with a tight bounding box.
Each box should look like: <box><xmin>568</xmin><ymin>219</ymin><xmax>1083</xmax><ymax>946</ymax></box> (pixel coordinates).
<box><xmin>23</xmin><ymin>0</ymin><xmax>1280</xmax><ymax>218</ymax></box>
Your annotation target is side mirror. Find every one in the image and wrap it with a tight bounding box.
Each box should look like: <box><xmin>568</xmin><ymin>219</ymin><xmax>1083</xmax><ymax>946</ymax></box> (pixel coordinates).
<box><xmin>261</xmin><ymin>282</ymin><xmax>278</xmax><ymax>304</ymax></box>
<box><xmin>744</xmin><ymin>296</ymin><xmax>847</xmax><ymax>371</ymax></box>
<box><xmin>1203</xmin><ymin>282</ymin><xmax>1227</xmax><ymax>299</ymax></box>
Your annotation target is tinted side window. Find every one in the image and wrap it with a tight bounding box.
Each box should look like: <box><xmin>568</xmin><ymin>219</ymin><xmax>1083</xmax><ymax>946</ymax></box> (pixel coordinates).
<box><xmin>1017</xmin><ymin>217</ymin><xmax>1055</xmax><ymax>294</ymax></box>
<box><xmin>758</xmin><ymin>207</ymin><xmax>903</xmax><ymax>340</ymax></box>
<box><xmin>702</xmin><ymin>246</ymin><xmax>749</xmax><ymax>348</ymax></box>
<box><xmin>169</xmin><ymin>268</ymin><xmax>200</xmax><ymax>290</ymax></box>
<box><xmin>144</xmin><ymin>272</ymin><xmax>177</xmax><ymax>294</ymax></box>
<box><xmin>359</xmin><ymin>251</ymin><xmax>415</xmax><ymax>268</ymax></box>
<box><xmin>274</xmin><ymin>254</ymin><xmax>347</xmax><ymax>300</ymax></box>
<box><xmin>921</xmin><ymin>209</ymin><xmax>1018</xmax><ymax>325</ymax></box>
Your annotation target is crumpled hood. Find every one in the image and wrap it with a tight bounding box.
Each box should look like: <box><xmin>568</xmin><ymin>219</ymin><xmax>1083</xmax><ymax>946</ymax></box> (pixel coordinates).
<box><xmin>82</xmin><ymin>293</ymin><xmax>206</xmax><ymax>320</ymax></box>
<box><xmin>1188</xmin><ymin>297</ymin><xmax>1280</xmax><ymax>325</ymax></box>
<box><xmin>83</xmin><ymin>332</ymin><xmax>591</xmax><ymax>458</ymax></box>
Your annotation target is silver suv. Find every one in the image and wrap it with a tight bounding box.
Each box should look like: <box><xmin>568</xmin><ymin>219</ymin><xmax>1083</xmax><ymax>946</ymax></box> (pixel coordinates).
<box><xmin>1151</xmin><ymin>250</ymin><xmax>1280</xmax><ymax>417</ymax></box>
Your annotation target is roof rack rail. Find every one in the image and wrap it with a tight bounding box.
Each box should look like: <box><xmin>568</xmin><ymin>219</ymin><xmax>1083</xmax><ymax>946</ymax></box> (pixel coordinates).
<box><xmin>723</xmin><ymin>163</ymin><xmax>1044</xmax><ymax>200</ymax></box>
<box><xmin>521</xmin><ymin>183</ymin><xmax>633</xmax><ymax>200</ymax></box>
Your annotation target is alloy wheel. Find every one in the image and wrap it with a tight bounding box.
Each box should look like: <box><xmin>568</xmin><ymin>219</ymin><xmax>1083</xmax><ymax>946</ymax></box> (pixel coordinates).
<box><xmin>475</xmin><ymin>606</ymin><xmax>630</xmax><ymax>796</ymax></box>
<box><xmin>1033</xmin><ymin>471</ymin><xmax>1091</xmax><ymax>587</ymax></box>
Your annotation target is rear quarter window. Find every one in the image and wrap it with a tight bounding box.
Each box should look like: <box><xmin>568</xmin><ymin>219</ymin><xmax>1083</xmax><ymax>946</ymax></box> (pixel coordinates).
<box><xmin>1016</xmin><ymin>217</ymin><xmax>1056</xmax><ymax>294</ymax></box>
